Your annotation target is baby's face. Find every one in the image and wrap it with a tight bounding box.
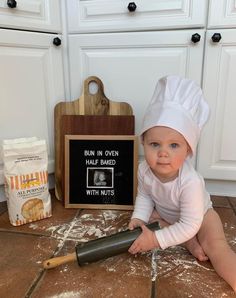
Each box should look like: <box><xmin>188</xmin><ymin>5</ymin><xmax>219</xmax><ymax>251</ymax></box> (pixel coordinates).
<box><xmin>143</xmin><ymin>126</ymin><xmax>190</xmax><ymax>182</ymax></box>
<box><xmin>99</xmin><ymin>173</ymin><xmax>106</xmax><ymax>181</ymax></box>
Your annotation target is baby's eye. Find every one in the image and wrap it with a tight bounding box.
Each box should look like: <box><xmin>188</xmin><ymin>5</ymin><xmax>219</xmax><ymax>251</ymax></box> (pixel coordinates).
<box><xmin>170</xmin><ymin>143</ymin><xmax>179</xmax><ymax>149</ymax></box>
<box><xmin>150</xmin><ymin>142</ymin><xmax>159</xmax><ymax>148</ymax></box>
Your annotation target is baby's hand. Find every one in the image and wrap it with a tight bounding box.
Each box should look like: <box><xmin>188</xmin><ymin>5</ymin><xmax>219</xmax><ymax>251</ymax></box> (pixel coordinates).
<box><xmin>128</xmin><ymin>225</ymin><xmax>159</xmax><ymax>254</ymax></box>
<box><xmin>128</xmin><ymin>218</ymin><xmax>145</xmax><ymax>230</ymax></box>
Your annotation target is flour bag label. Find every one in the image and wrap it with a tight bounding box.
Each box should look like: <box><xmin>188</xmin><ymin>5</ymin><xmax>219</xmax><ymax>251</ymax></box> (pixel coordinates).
<box><xmin>2</xmin><ymin>137</ymin><xmax>51</xmax><ymax>226</ymax></box>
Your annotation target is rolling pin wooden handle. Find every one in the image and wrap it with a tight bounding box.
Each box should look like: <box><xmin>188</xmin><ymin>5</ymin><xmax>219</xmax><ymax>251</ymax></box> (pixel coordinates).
<box><xmin>43</xmin><ymin>252</ymin><xmax>77</xmax><ymax>269</ymax></box>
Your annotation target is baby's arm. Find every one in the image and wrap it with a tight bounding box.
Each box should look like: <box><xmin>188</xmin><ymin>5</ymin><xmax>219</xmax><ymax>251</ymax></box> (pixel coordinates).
<box><xmin>155</xmin><ymin>179</ymin><xmax>206</xmax><ymax>249</ymax></box>
<box><xmin>129</xmin><ymin>178</ymin><xmax>206</xmax><ymax>253</ymax></box>
<box><xmin>128</xmin><ymin>225</ymin><xmax>160</xmax><ymax>254</ymax></box>
<box><xmin>128</xmin><ymin>195</ymin><xmax>157</xmax><ymax>253</ymax></box>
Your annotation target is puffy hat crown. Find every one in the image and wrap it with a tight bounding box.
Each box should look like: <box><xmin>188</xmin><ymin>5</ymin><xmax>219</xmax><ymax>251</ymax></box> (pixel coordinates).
<box><xmin>141</xmin><ymin>75</ymin><xmax>209</xmax><ymax>155</ymax></box>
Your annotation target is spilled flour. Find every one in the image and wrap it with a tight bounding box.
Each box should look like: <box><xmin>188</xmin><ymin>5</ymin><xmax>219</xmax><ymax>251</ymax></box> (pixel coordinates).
<box><xmin>30</xmin><ymin>211</ymin><xmax>235</xmax><ymax>297</ymax></box>
<box><xmin>101</xmin><ymin>245</ymin><xmax>233</xmax><ymax>297</ymax></box>
<box><xmin>151</xmin><ymin>249</ymin><xmax>158</xmax><ymax>281</ymax></box>
<box><xmin>47</xmin><ymin>291</ymin><xmax>81</xmax><ymax>298</ymax></box>
<box><xmin>153</xmin><ymin>246</ymin><xmax>233</xmax><ymax>297</ymax></box>
<box><xmin>35</xmin><ymin>210</ymin><xmax>129</xmax><ymax>256</ymax></box>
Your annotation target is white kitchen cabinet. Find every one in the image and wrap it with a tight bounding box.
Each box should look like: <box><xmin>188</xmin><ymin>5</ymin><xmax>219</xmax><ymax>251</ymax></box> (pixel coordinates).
<box><xmin>67</xmin><ymin>0</ymin><xmax>206</xmax><ymax>159</ymax></box>
<box><xmin>66</xmin><ymin>1</ymin><xmax>236</xmax><ymax>196</ymax></box>
<box><xmin>0</xmin><ymin>29</ymin><xmax>65</xmax><ymax>184</ymax></box>
<box><xmin>0</xmin><ymin>0</ymin><xmax>61</xmax><ymax>33</ymax></box>
<box><xmin>196</xmin><ymin>0</ymin><xmax>236</xmax><ymax>194</ymax></box>
<box><xmin>68</xmin><ymin>30</ymin><xmax>205</xmax><ymax>140</ymax></box>
<box><xmin>197</xmin><ymin>29</ymin><xmax>236</xmax><ymax>181</ymax></box>
<box><xmin>67</xmin><ymin>0</ymin><xmax>207</xmax><ymax>33</ymax></box>
<box><xmin>208</xmin><ymin>0</ymin><xmax>236</xmax><ymax>29</ymax></box>
<box><xmin>1</xmin><ymin>0</ymin><xmax>236</xmax><ymax>198</ymax></box>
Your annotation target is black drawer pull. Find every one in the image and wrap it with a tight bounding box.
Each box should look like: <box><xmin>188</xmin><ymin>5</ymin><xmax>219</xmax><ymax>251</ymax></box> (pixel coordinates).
<box><xmin>191</xmin><ymin>33</ymin><xmax>201</xmax><ymax>43</ymax></box>
<box><xmin>53</xmin><ymin>37</ymin><xmax>61</xmax><ymax>46</ymax></box>
<box><xmin>127</xmin><ymin>2</ymin><xmax>137</xmax><ymax>12</ymax></box>
<box><xmin>7</xmin><ymin>0</ymin><xmax>17</xmax><ymax>8</ymax></box>
<box><xmin>211</xmin><ymin>33</ymin><xmax>222</xmax><ymax>43</ymax></box>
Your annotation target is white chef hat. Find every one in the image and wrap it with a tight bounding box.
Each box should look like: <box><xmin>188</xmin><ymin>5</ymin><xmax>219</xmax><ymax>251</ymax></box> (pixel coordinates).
<box><xmin>140</xmin><ymin>75</ymin><xmax>209</xmax><ymax>155</ymax></box>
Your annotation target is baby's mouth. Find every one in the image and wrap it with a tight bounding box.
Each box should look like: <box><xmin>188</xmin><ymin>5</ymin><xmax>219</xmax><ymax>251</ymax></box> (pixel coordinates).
<box><xmin>157</xmin><ymin>162</ymin><xmax>170</xmax><ymax>165</ymax></box>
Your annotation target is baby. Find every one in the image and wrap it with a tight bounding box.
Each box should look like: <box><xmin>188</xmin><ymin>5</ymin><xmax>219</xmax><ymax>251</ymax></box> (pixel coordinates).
<box><xmin>128</xmin><ymin>75</ymin><xmax>236</xmax><ymax>292</ymax></box>
<box><xmin>94</xmin><ymin>170</ymin><xmax>107</xmax><ymax>186</ymax></box>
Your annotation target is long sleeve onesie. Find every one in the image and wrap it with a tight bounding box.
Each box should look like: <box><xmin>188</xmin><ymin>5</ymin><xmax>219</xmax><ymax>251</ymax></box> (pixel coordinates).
<box><xmin>131</xmin><ymin>159</ymin><xmax>212</xmax><ymax>250</ymax></box>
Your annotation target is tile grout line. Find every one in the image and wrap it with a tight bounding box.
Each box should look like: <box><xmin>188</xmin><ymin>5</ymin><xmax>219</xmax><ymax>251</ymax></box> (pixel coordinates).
<box><xmin>227</xmin><ymin>197</ymin><xmax>236</xmax><ymax>216</ymax></box>
<box><xmin>54</xmin><ymin>210</ymin><xmax>81</xmax><ymax>253</ymax></box>
<box><xmin>150</xmin><ymin>249</ymin><xmax>158</xmax><ymax>298</ymax></box>
<box><xmin>0</xmin><ymin>229</ymin><xmax>55</xmax><ymax>238</ymax></box>
<box><xmin>151</xmin><ymin>280</ymin><xmax>156</xmax><ymax>298</ymax></box>
<box><xmin>24</xmin><ymin>209</ymin><xmax>83</xmax><ymax>297</ymax></box>
<box><xmin>24</xmin><ymin>270</ymin><xmax>46</xmax><ymax>298</ymax></box>
<box><xmin>39</xmin><ymin>209</ymin><xmax>83</xmax><ymax>262</ymax></box>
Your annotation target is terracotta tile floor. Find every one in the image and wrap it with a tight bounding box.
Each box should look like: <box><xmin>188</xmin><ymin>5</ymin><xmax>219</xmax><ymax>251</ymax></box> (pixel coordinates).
<box><xmin>0</xmin><ymin>191</ymin><xmax>236</xmax><ymax>298</ymax></box>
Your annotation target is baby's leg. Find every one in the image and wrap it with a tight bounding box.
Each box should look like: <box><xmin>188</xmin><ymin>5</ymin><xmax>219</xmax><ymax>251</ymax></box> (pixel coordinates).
<box><xmin>149</xmin><ymin>209</ymin><xmax>169</xmax><ymax>228</ymax></box>
<box><xmin>198</xmin><ymin>208</ymin><xmax>236</xmax><ymax>292</ymax></box>
<box><xmin>184</xmin><ymin>236</ymin><xmax>208</xmax><ymax>261</ymax></box>
<box><xmin>150</xmin><ymin>210</ymin><xmax>208</xmax><ymax>261</ymax></box>
<box><xmin>149</xmin><ymin>210</ymin><xmax>207</xmax><ymax>258</ymax></box>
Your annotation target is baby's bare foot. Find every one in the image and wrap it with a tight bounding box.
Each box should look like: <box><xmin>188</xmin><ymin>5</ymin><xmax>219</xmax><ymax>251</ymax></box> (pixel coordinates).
<box><xmin>184</xmin><ymin>237</ymin><xmax>208</xmax><ymax>262</ymax></box>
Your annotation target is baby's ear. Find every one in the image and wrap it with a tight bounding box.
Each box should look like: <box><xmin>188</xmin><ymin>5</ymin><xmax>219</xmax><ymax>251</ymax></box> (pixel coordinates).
<box><xmin>140</xmin><ymin>133</ymin><xmax>145</xmax><ymax>145</ymax></box>
<box><xmin>187</xmin><ymin>145</ymin><xmax>192</xmax><ymax>156</ymax></box>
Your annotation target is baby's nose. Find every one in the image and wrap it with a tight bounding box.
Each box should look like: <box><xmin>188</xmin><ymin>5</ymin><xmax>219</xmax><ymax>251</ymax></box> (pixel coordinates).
<box><xmin>158</xmin><ymin>149</ymin><xmax>168</xmax><ymax>157</ymax></box>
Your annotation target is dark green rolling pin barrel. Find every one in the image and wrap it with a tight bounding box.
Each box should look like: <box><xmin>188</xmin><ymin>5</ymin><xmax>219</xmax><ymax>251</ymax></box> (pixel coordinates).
<box><xmin>43</xmin><ymin>222</ymin><xmax>160</xmax><ymax>269</ymax></box>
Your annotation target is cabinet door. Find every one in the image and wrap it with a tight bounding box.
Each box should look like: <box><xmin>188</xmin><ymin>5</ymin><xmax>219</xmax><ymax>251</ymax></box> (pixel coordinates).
<box><xmin>67</xmin><ymin>0</ymin><xmax>207</xmax><ymax>33</ymax></box>
<box><xmin>0</xmin><ymin>0</ymin><xmax>61</xmax><ymax>33</ymax></box>
<box><xmin>208</xmin><ymin>0</ymin><xmax>236</xmax><ymax>29</ymax></box>
<box><xmin>68</xmin><ymin>29</ymin><xmax>204</xmax><ymax>150</ymax></box>
<box><xmin>197</xmin><ymin>29</ymin><xmax>236</xmax><ymax>180</ymax></box>
<box><xmin>0</xmin><ymin>29</ymin><xmax>65</xmax><ymax>184</ymax></box>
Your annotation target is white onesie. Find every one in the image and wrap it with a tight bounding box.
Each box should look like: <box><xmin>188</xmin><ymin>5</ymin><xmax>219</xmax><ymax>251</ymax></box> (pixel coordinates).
<box><xmin>131</xmin><ymin>159</ymin><xmax>212</xmax><ymax>250</ymax></box>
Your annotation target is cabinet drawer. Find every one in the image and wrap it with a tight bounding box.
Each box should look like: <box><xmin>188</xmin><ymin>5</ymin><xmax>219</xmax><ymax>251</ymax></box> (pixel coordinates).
<box><xmin>0</xmin><ymin>0</ymin><xmax>61</xmax><ymax>33</ymax></box>
<box><xmin>67</xmin><ymin>0</ymin><xmax>207</xmax><ymax>33</ymax></box>
<box><xmin>208</xmin><ymin>0</ymin><xmax>236</xmax><ymax>29</ymax></box>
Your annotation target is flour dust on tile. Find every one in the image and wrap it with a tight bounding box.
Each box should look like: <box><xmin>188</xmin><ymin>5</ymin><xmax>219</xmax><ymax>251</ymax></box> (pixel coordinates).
<box><xmin>153</xmin><ymin>246</ymin><xmax>233</xmax><ymax>297</ymax></box>
<box><xmin>37</xmin><ymin>210</ymin><xmax>130</xmax><ymax>259</ymax></box>
<box><xmin>101</xmin><ymin>251</ymin><xmax>151</xmax><ymax>279</ymax></box>
<box><xmin>45</xmin><ymin>210</ymin><xmax>129</xmax><ymax>242</ymax></box>
<box><xmin>46</xmin><ymin>291</ymin><xmax>81</xmax><ymax>298</ymax></box>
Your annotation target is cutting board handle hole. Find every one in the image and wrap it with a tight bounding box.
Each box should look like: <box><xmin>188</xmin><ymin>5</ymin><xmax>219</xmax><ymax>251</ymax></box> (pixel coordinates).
<box><xmin>88</xmin><ymin>81</ymin><xmax>99</xmax><ymax>95</ymax></box>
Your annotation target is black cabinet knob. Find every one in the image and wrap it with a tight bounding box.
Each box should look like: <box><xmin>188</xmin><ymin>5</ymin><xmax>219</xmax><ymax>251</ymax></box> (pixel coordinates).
<box><xmin>7</xmin><ymin>0</ymin><xmax>17</xmax><ymax>8</ymax></box>
<box><xmin>191</xmin><ymin>33</ymin><xmax>201</xmax><ymax>43</ymax></box>
<box><xmin>53</xmin><ymin>37</ymin><xmax>61</xmax><ymax>46</ymax></box>
<box><xmin>211</xmin><ymin>33</ymin><xmax>222</xmax><ymax>43</ymax></box>
<box><xmin>127</xmin><ymin>2</ymin><xmax>137</xmax><ymax>12</ymax></box>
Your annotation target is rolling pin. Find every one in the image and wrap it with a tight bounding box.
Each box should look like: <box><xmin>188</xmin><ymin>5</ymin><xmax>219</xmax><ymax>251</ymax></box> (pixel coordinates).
<box><xmin>43</xmin><ymin>222</ymin><xmax>160</xmax><ymax>269</ymax></box>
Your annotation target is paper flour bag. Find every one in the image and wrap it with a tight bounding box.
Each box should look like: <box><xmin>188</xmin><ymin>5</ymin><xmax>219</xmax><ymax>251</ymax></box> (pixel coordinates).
<box><xmin>2</xmin><ymin>137</ymin><xmax>51</xmax><ymax>226</ymax></box>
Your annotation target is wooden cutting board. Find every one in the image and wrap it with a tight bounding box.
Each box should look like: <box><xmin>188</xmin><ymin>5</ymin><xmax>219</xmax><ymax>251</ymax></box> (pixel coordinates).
<box><xmin>54</xmin><ymin>76</ymin><xmax>134</xmax><ymax>201</ymax></box>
